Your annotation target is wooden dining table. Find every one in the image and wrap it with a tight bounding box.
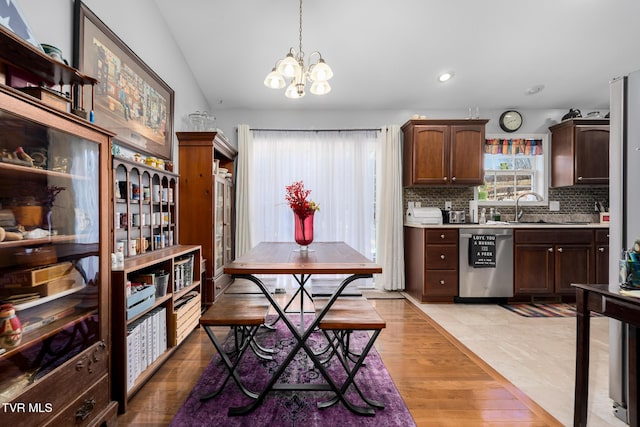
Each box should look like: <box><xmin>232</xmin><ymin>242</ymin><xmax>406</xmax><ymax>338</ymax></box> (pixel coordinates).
<box><xmin>223</xmin><ymin>241</ymin><xmax>382</xmax><ymax>415</ymax></box>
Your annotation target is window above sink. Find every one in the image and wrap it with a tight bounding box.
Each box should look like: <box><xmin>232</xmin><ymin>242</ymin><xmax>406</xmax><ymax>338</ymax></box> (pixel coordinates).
<box><xmin>475</xmin><ymin>133</ymin><xmax>549</xmax><ymax>207</ymax></box>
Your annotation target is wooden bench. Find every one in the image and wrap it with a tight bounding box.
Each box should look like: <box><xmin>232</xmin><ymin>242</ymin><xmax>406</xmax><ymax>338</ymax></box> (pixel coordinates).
<box><xmin>314</xmin><ymin>296</ymin><xmax>386</xmax><ymax>411</ymax></box>
<box><xmin>199</xmin><ymin>294</ymin><xmax>272</xmax><ymax>401</ymax></box>
<box><xmin>316</xmin><ymin>297</ymin><xmax>386</xmax><ymax>330</ymax></box>
<box><xmin>223</xmin><ymin>278</ymin><xmax>275</xmax><ymax>295</ymax></box>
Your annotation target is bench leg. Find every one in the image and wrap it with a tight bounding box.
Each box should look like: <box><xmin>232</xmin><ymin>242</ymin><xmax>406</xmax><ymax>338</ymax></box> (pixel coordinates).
<box><xmin>317</xmin><ymin>329</ymin><xmax>385</xmax><ymax>411</ymax></box>
<box><xmin>200</xmin><ymin>324</ymin><xmax>262</xmax><ymax>400</ymax></box>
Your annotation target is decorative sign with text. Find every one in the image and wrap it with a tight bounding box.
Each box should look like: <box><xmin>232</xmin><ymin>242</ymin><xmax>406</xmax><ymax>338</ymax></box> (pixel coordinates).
<box><xmin>469</xmin><ymin>234</ymin><xmax>496</xmax><ymax>268</ymax></box>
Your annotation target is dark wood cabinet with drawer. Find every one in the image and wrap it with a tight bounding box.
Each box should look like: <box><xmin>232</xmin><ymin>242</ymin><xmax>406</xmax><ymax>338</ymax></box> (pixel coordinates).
<box><xmin>404</xmin><ymin>227</ymin><xmax>458</xmax><ymax>302</ymax></box>
<box><xmin>514</xmin><ymin>229</ymin><xmax>595</xmax><ymax>300</ymax></box>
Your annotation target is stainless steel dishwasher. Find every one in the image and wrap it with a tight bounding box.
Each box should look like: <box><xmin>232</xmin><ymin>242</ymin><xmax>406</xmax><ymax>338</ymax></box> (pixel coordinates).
<box><xmin>457</xmin><ymin>228</ymin><xmax>513</xmax><ymax>300</ymax></box>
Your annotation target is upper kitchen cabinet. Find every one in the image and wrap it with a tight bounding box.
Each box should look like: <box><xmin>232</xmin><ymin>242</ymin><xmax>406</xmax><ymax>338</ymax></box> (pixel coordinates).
<box><xmin>402</xmin><ymin>119</ymin><xmax>488</xmax><ymax>187</ymax></box>
<box><xmin>549</xmin><ymin>119</ymin><xmax>610</xmax><ymax>187</ymax></box>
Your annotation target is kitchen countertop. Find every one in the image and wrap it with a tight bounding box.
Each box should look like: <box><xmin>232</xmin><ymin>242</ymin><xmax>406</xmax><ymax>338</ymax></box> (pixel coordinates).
<box><xmin>405</xmin><ymin>221</ymin><xmax>609</xmax><ymax>229</ymax></box>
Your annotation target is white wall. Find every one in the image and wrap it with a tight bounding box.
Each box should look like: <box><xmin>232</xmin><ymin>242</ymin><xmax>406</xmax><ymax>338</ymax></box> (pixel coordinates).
<box><xmin>14</xmin><ymin>1</ymin><xmax>607</xmax><ymax>152</ymax></box>
<box><xmin>214</xmin><ymin>107</ymin><xmax>606</xmax><ymax>148</ymax></box>
<box><xmin>19</xmin><ymin>0</ymin><xmax>209</xmax><ymax>160</ymax></box>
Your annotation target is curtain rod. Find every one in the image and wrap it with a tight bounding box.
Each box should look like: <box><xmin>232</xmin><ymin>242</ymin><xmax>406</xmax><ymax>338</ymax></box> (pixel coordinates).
<box><xmin>246</xmin><ymin>127</ymin><xmax>382</xmax><ymax>132</ymax></box>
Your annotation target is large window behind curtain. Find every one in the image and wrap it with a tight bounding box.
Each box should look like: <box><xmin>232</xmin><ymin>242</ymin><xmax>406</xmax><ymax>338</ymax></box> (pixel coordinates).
<box><xmin>250</xmin><ymin>130</ymin><xmax>378</xmax><ymax>262</ymax></box>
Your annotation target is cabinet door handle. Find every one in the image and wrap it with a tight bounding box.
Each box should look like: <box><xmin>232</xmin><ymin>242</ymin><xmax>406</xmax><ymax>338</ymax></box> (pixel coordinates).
<box><xmin>599</xmin><ymin>247</ymin><xmax>605</xmax><ymax>252</ymax></box>
<box><xmin>577</xmin><ymin>176</ymin><xmax>583</xmax><ymax>181</ymax></box>
<box><xmin>440</xmin><ymin>254</ymin><xmax>446</xmax><ymax>260</ymax></box>
<box><xmin>439</xmin><ymin>280</ymin><xmax>445</xmax><ymax>285</ymax></box>
<box><xmin>443</xmin><ymin>176</ymin><xmax>447</xmax><ymax>181</ymax></box>
<box><xmin>548</xmin><ymin>247</ymin><xmax>553</xmax><ymax>252</ymax></box>
<box><xmin>557</xmin><ymin>247</ymin><xmax>563</xmax><ymax>252</ymax></box>
<box><xmin>451</xmin><ymin>176</ymin><xmax>456</xmax><ymax>181</ymax></box>
<box><xmin>440</xmin><ymin>234</ymin><xmax>445</xmax><ymax>239</ymax></box>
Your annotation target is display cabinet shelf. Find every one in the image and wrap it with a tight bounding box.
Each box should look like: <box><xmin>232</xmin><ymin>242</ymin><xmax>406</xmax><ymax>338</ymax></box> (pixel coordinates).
<box><xmin>111</xmin><ymin>244</ymin><xmax>201</xmax><ymax>413</ymax></box>
<box><xmin>1</xmin><ymin>25</ymin><xmax>96</xmax><ymax>116</ymax></box>
<box><xmin>0</xmin><ymin>81</ymin><xmax>116</xmax><ymax>425</ymax></box>
<box><xmin>112</xmin><ymin>155</ymin><xmax>178</xmax><ymax>258</ymax></box>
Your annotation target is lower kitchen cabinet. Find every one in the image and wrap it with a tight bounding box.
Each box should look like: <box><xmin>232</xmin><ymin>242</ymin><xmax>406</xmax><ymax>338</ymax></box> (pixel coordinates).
<box><xmin>514</xmin><ymin>229</ymin><xmax>595</xmax><ymax>300</ymax></box>
<box><xmin>404</xmin><ymin>227</ymin><xmax>458</xmax><ymax>302</ymax></box>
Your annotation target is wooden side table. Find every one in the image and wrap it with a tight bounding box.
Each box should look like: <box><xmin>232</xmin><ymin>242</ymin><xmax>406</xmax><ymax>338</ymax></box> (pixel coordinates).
<box><xmin>573</xmin><ymin>283</ymin><xmax>640</xmax><ymax>427</ymax></box>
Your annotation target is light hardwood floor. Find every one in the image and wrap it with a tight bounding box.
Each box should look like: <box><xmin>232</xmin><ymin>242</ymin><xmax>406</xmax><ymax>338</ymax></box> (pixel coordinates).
<box><xmin>118</xmin><ymin>298</ymin><xmax>563</xmax><ymax>426</ymax></box>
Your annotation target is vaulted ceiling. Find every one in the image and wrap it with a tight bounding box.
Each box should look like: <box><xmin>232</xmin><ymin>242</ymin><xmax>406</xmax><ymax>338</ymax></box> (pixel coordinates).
<box><xmin>155</xmin><ymin>0</ymin><xmax>640</xmax><ymax>112</ymax></box>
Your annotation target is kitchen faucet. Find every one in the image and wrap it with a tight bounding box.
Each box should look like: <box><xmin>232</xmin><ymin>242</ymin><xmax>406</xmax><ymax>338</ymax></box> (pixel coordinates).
<box><xmin>514</xmin><ymin>192</ymin><xmax>544</xmax><ymax>222</ymax></box>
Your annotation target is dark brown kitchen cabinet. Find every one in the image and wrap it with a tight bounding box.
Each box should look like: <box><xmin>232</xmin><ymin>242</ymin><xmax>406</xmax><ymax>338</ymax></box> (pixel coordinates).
<box><xmin>404</xmin><ymin>226</ymin><xmax>458</xmax><ymax>302</ymax></box>
<box><xmin>402</xmin><ymin>119</ymin><xmax>488</xmax><ymax>186</ymax></box>
<box><xmin>549</xmin><ymin>119</ymin><xmax>610</xmax><ymax>187</ymax></box>
<box><xmin>514</xmin><ymin>229</ymin><xmax>595</xmax><ymax>299</ymax></box>
<box><xmin>595</xmin><ymin>229</ymin><xmax>609</xmax><ymax>284</ymax></box>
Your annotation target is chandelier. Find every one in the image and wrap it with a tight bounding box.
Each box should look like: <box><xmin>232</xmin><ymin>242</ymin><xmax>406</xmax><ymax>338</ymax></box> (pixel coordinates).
<box><xmin>263</xmin><ymin>0</ymin><xmax>333</xmax><ymax>99</ymax></box>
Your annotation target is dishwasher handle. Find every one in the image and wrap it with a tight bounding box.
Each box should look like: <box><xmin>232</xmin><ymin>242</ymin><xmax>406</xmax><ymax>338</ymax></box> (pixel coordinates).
<box><xmin>459</xmin><ymin>233</ymin><xmax>513</xmax><ymax>239</ymax></box>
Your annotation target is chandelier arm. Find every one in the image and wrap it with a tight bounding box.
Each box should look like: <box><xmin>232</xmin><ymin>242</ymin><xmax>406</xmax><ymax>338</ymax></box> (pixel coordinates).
<box><xmin>308</xmin><ymin>51</ymin><xmax>322</xmax><ymax>64</ymax></box>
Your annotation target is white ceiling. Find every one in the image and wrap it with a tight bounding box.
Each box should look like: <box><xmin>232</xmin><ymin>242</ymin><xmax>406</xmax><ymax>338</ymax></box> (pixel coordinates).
<box><xmin>154</xmin><ymin>0</ymin><xmax>640</xmax><ymax>112</ymax></box>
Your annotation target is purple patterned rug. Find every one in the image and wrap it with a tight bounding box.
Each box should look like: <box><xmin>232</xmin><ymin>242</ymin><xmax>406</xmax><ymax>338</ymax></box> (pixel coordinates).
<box><xmin>170</xmin><ymin>316</ymin><xmax>415</xmax><ymax>427</ymax></box>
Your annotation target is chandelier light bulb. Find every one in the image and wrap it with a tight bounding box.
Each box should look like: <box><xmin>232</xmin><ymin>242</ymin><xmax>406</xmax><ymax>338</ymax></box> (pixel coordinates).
<box><xmin>309</xmin><ymin>59</ymin><xmax>333</xmax><ymax>82</ymax></box>
<box><xmin>277</xmin><ymin>52</ymin><xmax>300</xmax><ymax>79</ymax></box>
<box><xmin>310</xmin><ymin>80</ymin><xmax>331</xmax><ymax>95</ymax></box>
<box><xmin>264</xmin><ymin>68</ymin><xmax>286</xmax><ymax>89</ymax></box>
<box><xmin>285</xmin><ymin>82</ymin><xmax>305</xmax><ymax>99</ymax></box>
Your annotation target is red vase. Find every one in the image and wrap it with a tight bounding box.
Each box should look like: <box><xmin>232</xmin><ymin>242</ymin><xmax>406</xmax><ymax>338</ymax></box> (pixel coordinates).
<box><xmin>294</xmin><ymin>211</ymin><xmax>314</xmax><ymax>249</ymax></box>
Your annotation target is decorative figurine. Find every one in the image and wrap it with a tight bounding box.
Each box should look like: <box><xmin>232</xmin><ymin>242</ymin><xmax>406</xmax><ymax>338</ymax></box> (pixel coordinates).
<box><xmin>0</xmin><ymin>304</ymin><xmax>23</xmax><ymax>349</ymax></box>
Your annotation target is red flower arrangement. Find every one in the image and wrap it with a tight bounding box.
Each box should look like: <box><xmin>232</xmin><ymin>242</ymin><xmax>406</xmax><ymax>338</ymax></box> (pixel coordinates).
<box><xmin>285</xmin><ymin>181</ymin><xmax>319</xmax><ymax>220</ymax></box>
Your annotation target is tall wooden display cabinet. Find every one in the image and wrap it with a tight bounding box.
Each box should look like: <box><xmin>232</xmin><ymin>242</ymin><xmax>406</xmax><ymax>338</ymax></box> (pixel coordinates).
<box><xmin>177</xmin><ymin>132</ymin><xmax>237</xmax><ymax>305</ymax></box>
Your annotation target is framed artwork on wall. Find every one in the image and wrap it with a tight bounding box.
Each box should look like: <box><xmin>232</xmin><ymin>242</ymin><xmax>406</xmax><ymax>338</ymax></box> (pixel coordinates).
<box><xmin>73</xmin><ymin>1</ymin><xmax>174</xmax><ymax>160</ymax></box>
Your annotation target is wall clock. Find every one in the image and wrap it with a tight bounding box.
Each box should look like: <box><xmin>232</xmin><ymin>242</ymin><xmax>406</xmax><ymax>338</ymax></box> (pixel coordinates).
<box><xmin>499</xmin><ymin>110</ymin><xmax>523</xmax><ymax>133</ymax></box>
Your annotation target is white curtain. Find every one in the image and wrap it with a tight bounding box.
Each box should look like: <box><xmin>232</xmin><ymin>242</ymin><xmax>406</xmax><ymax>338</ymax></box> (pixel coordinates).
<box><xmin>235</xmin><ymin>124</ymin><xmax>253</xmax><ymax>257</ymax></box>
<box><xmin>375</xmin><ymin>125</ymin><xmax>405</xmax><ymax>290</ymax></box>
<box><xmin>249</xmin><ymin>130</ymin><xmax>378</xmax><ymax>265</ymax></box>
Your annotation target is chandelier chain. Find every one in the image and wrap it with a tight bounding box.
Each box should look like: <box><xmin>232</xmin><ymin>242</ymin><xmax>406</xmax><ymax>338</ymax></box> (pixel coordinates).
<box><xmin>298</xmin><ymin>0</ymin><xmax>304</xmax><ymax>61</ymax></box>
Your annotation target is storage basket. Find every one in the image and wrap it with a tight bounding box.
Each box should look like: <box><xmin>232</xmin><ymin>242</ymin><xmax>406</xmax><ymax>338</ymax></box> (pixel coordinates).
<box><xmin>126</xmin><ymin>285</ymin><xmax>155</xmax><ymax>320</ymax></box>
<box><xmin>154</xmin><ymin>271</ymin><xmax>169</xmax><ymax>297</ymax></box>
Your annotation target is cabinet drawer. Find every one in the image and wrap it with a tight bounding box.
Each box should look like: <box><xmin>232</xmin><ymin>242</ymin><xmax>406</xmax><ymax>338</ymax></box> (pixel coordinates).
<box><xmin>171</xmin><ymin>293</ymin><xmax>201</xmax><ymax>346</ymax></box>
<box><xmin>425</xmin><ymin>244</ymin><xmax>458</xmax><ymax>269</ymax></box>
<box><xmin>426</xmin><ymin>228</ymin><xmax>458</xmax><ymax>244</ymax></box>
<box><xmin>424</xmin><ymin>270</ymin><xmax>458</xmax><ymax>296</ymax></box>
<box><xmin>44</xmin><ymin>374</ymin><xmax>111</xmax><ymax>427</ymax></box>
<box><xmin>3</xmin><ymin>342</ymin><xmax>109</xmax><ymax>426</ymax></box>
<box><xmin>514</xmin><ymin>229</ymin><xmax>593</xmax><ymax>245</ymax></box>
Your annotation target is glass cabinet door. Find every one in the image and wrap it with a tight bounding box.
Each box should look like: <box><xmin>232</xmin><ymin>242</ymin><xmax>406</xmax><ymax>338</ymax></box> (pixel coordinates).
<box><xmin>213</xmin><ymin>178</ymin><xmax>224</xmax><ymax>275</ymax></box>
<box><xmin>223</xmin><ymin>180</ymin><xmax>233</xmax><ymax>265</ymax></box>
<box><xmin>0</xmin><ymin>107</ymin><xmax>106</xmax><ymax>403</ymax></box>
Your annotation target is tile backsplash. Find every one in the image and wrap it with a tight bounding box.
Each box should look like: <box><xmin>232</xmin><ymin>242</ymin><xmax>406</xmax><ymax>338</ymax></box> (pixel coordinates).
<box><xmin>404</xmin><ymin>186</ymin><xmax>610</xmax><ymax>223</ymax></box>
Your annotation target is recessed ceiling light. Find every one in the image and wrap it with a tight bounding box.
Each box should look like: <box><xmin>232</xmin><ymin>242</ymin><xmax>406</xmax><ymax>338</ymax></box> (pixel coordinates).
<box><xmin>438</xmin><ymin>71</ymin><xmax>455</xmax><ymax>83</ymax></box>
<box><xmin>526</xmin><ymin>84</ymin><xmax>545</xmax><ymax>95</ymax></box>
